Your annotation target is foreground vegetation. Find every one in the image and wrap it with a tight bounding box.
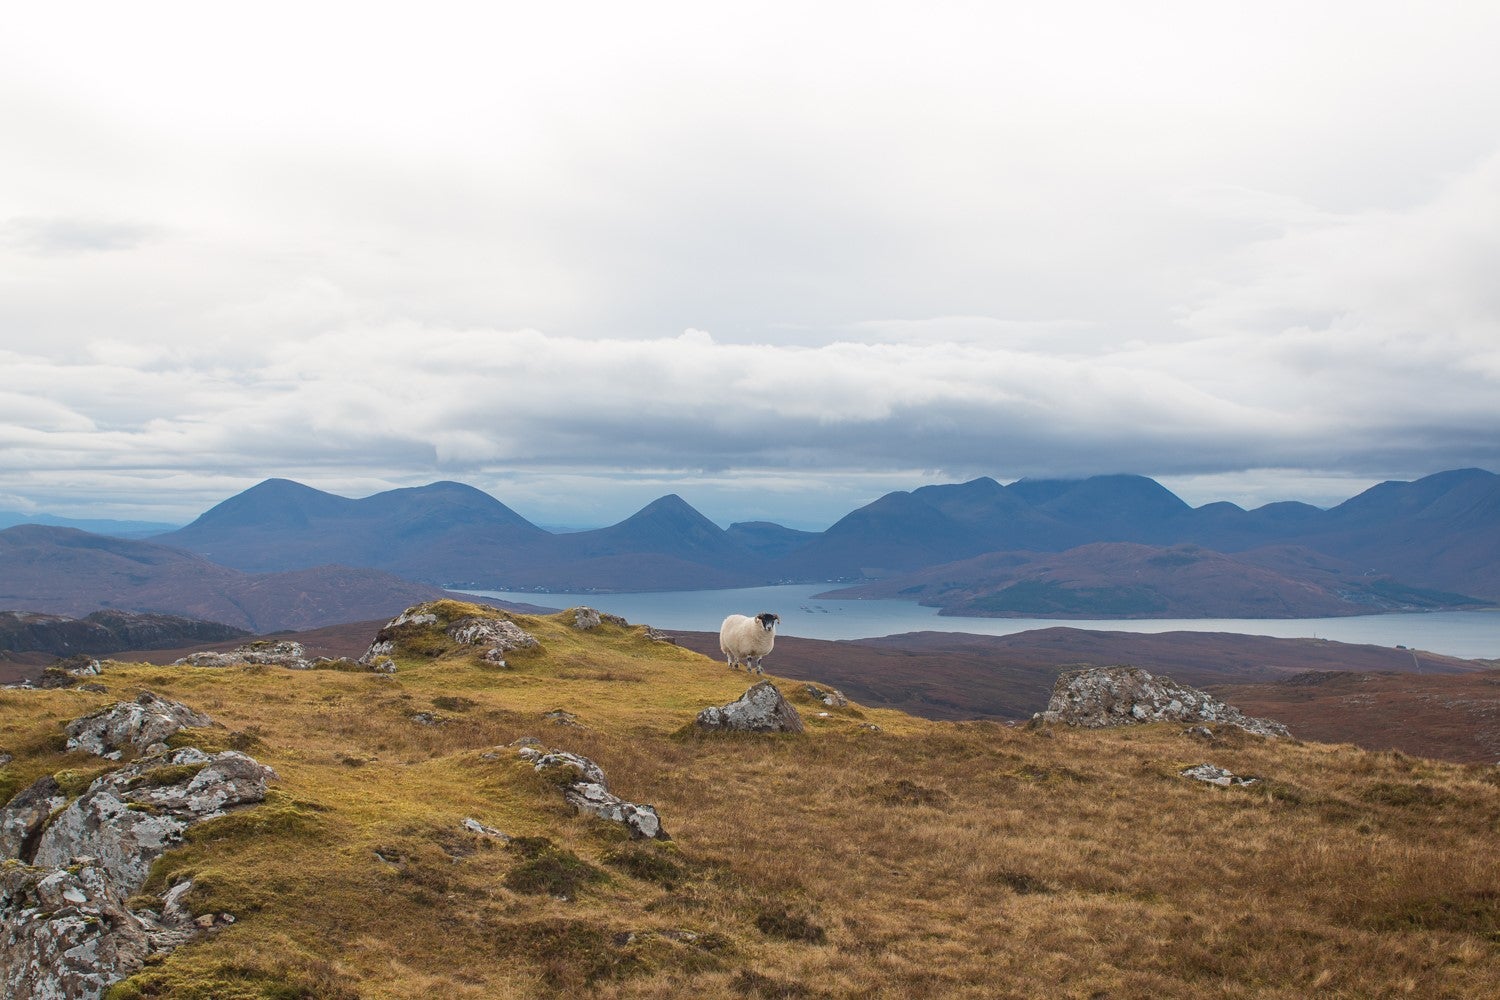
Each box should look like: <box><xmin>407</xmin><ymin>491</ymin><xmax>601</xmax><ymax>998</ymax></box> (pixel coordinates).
<box><xmin>3</xmin><ymin>600</ymin><xmax>1498</xmax><ymax>998</ymax></box>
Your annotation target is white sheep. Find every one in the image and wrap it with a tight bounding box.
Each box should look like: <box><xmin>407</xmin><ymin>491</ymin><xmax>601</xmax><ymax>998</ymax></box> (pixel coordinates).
<box><xmin>719</xmin><ymin>612</ymin><xmax>780</xmax><ymax>674</ymax></box>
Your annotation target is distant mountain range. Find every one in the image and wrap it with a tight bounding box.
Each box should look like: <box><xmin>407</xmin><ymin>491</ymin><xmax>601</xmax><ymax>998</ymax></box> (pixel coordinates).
<box><xmin>151</xmin><ymin>469</ymin><xmax>1499</xmax><ymax>604</ymax></box>
<box><xmin>0</xmin><ymin>510</ymin><xmax>180</xmax><ymax>538</ymax></box>
<box><xmin>4</xmin><ymin>468</ymin><xmax>1496</xmax><ymax>624</ymax></box>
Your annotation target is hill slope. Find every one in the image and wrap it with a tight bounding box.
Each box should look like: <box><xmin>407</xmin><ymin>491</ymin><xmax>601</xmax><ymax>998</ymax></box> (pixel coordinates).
<box><xmin>3</xmin><ymin>603</ymin><xmax>1496</xmax><ymax>998</ymax></box>
<box><xmin>820</xmin><ymin>541</ymin><xmax>1491</xmax><ymax>618</ymax></box>
<box><xmin>0</xmin><ymin>524</ymin><xmax>456</xmax><ymax>632</ymax></box>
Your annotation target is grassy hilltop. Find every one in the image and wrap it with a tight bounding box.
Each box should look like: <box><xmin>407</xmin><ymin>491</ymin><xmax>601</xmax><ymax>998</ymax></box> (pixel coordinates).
<box><xmin>3</xmin><ymin>599</ymin><xmax>1498</xmax><ymax>999</ymax></box>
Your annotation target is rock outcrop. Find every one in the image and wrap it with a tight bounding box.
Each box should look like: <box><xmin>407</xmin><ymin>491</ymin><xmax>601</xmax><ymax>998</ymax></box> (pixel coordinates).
<box><xmin>0</xmin><ymin>776</ymin><xmax>66</xmax><ymax>860</ymax></box>
<box><xmin>517</xmin><ymin>746</ymin><xmax>668</xmax><ymax>840</ymax></box>
<box><xmin>1181</xmin><ymin>763</ymin><xmax>1259</xmax><ymax>787</ymax></box>
<box><xmin>569</xmin><ymin>606</ymin><xmax>628</xmax><ymax>630</ymax></box>
<box><xmin>695</xmin><ymin>681</ymin><xmax>805</xmax><ymax>733</ymax></box>
<box><xmin>1031</xmin><ymin>667</ymin><xmax>1291</xmax><ymax>737</ymax></box>
<box><xmin>175</xmin><ymin>639</ymin><xmax>312</xmax><ymax>670</ymax></box>
<box><xmin>65</xmin><ymin>692</ymin><xmax>214</xmax><ymax>759</ymax></box>
<box><xmin>33</xmin><ymin>748</ymin><xmax>276</xmax><ymax>891</ymax></box>
<box><xmin>448</xmin><ymin>617</ymin><xmax>540</xmax><ymax>651</ymax></box>
<box><xmin>358</xmin><ymin>604</ymin><xmax>541</xmax><ymax>667</ymax></box>
<box><xmin>803</xmin><ymin>684</ymin><xmax>848</xmax><ymax>708</ymax></box>
<box><xmin>3</xmin><ymin>693</ymin><xmax>274</xmax><ymax>1000</ymax></box>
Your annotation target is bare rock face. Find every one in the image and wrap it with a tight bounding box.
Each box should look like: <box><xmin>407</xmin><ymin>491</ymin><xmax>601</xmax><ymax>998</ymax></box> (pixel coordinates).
<box><xmin>517</xmin><ymin>747</ymin><xmax>669</xmax><ymax>840</ymax></box>
<box><xmin>695</xmin><ymin>680</ymin><xmax>805</xmax><ymax>734</ymax></box>
<box><xmin>175</xmin><ymin>639</ymin><xmax>311</xmax><ymax>670</ymax></box>
<box><xmin>33</xmin><ymin>748</ymin><xmax>276</xmax><ymax>893</ymax></box>
<box><xmin>0</xmin><ymin>776</ymin><xmax>67</xmax><ymax>861</ymax></box>
<box><xmin>1181</xmin><ymin>763</ymin><xmax>1259</xmax><ymax>787</ymax></box>
<box><xmin>1032</xmin><ymin>667</ymin><xmax>1291</xmax><ymax>738</ymax></box>
<box><xmin>65</xmin><ymin>692</ymin><xmax>214</xmax><ymax>759</ymax></box>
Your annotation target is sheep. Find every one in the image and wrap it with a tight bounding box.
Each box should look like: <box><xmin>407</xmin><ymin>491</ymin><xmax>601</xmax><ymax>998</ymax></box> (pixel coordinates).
<box><xmin>719</xmin><ymin>612</ymin><xmax>780</xmax><ymax>674</ymax></box>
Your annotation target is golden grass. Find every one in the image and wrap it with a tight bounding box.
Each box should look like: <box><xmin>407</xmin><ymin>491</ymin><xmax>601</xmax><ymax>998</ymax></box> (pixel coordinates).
<box><xmin>1</xmin><ymin>601</ymin><xmax>1496</xmax><ymax>999</ymax></box>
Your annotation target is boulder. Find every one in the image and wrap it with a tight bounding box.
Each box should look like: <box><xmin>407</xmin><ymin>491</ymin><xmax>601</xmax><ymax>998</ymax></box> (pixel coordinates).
<box><xmin>695</xmin><ymin>681</ymin><xmax>805</xmax><ymax>734</ymax></box>
<box><xmin>517</xmin><ymin>747</ymin><xmax>669</xmax><ymax>841</ymax></box>
<box><xmin>803</xmin><ymin>684</ymin><xmax>848</xmax><ymax>708</ymax></box>
<box><xmin>1031</xmin><ymin>667</ymin><xmax>1291</xmax><ymax>738</ymax></box>
<box><xmin>65</xmin><ymin>692</ymin><xmax>214</xmax><ymax>759</ymax></box>
<box><xmin>569</xmin><ymin>607</ymin><xmax>628</xmax><ymax>630</ymax></box>
<box><xmin>175</xmin><ymin>640</ymin><xmax>311</xmax><ymax>670</ymax></box>
<box><xmin>0</xmin><ymin>776</ymin><xmax>67</xmax><ymax>861</ymax></box>
<box><xmin>35</xmin><ymin>655</ymin><xmax>104</xmax><ymax>689</ymax></box>
<box><xmin>33</xmin><ymin>748</ymin><xmax>276</xmax><ymax>894</ymax></box>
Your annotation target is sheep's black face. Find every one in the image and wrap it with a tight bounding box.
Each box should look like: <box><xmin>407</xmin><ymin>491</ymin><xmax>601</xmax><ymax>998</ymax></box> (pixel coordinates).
<box><xmin>756</xmin><ymin>612</ymin><xmax>780</xmax><ymax>631</ymax></box>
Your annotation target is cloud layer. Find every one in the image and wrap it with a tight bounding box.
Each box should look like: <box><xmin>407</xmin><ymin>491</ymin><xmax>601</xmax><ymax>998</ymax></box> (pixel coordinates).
<box><xmin>2</xmin><ymin>3</ymin><xmax>1498</xmax><ymax>526</ymax></box>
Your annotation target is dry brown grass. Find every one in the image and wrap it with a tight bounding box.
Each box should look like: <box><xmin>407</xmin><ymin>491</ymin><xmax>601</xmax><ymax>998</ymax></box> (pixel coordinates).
<box><xmin>2</xmin><ymin>602</ymin><xmax>1496</xmax><ymax>999</ymax></box>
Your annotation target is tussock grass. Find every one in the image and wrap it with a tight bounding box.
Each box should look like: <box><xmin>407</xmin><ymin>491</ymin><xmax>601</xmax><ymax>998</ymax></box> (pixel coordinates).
<box><xmin>1</xmin><ymin>601</ymin><xmax>1495</xmax><ymax>998</ymax></box>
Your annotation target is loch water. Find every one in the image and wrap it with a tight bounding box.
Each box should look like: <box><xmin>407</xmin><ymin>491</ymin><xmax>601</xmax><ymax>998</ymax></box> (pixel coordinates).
<box><xmin>462</xmin><ymin>584</ymin><xmax>1500</xmax><ymax>661</ymax></box>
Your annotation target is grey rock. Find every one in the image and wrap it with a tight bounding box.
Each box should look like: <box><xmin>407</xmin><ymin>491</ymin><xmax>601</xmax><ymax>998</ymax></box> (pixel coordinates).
<box><xmin>643</xmin><ymin>627</ymin><xmax>676</xmax><ymax>644</ymax></box>
<box><xmin>1031</xmin><ymin>667</ymin><xmax>1291</xmax><ymax>738</ymax></box>
<box><xmin>175</xmin><ymin>640</ymin><xmax>311</xmax><ymax>670</ymax></box>
<box><xmin>517</xmin><ymin>747</ymin><xmax>668</xmax><ymax>840</ymax></box>
<box><xmin>1181</xmin><ymin>763</ymin><xmax>1259</xmax><ymax>787</ymax></box>
<box><xmin>449</xmin><ymin>617</ymin><xmax>540</xmax><ymax>651</ymax></box>
<box><xmin>803</xmin><ymin>684</ymin><xmax>848</xmax><ymax>708</ymax></box>
<box><xmin>0</xmin><ymin>752</ymin><xmax>12</xmax><ymax>768</ymax></box>
<box><xmin>462</xmin><ymin>817</ymin><xmax>510</xmax><ymax>841</ymax></box>
<box><xmin>0</xmin><ymin>776</ymin><xmax>67</xmax><ymax>862</ymax></box>
<box><xmin>695</xmin><ymin>681</ymin><xmax>805</xmax><ymax>734</ymax></box>
<box><xmin>2</xmin><ymin>860</ymin><xmax>153</xmax><ymax>1000</ymax></box>
<box><xmin>544</xmin><ymin>709</ymin><xmax>583</xmax><ymax>727</ymax></box>
<box><xmin>65</xmin><ymin>692</ymin><xmax>214</xmax><ymax>759</ymax></box>
<box><xmin>370</xmin><ymin>656</ymin><xmax>397</xmax><ymax>674</ymax></box>
<box><xmin>570</xmin><ymin>606</ymin><xmax>628</xmax><ymax>630</ymax></box>
<box><xmin>1</xmin><ymin>862</ymin><xmax>214</xmax><ymax>1000</ymax></box>
<box><xmin>358</xmin><ymin>639</ymin><xmax>395</xmax><ymax>666</ymax></box>
<box><xmin>33</xmin><ymin>748</ymin><xmax>276</xmax><ymax>894</ymax></box>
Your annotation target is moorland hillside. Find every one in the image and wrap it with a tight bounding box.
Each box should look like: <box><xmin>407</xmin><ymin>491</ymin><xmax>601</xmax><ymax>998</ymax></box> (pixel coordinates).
<box><xmin>3</xmin><ymin>601</ymin><xmax>1497</xmax><ymax>998</ymax></box>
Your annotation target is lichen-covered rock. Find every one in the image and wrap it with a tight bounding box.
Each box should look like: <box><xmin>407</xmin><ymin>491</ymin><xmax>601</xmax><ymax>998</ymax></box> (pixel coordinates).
<box><xmin>517</xmin><ymin>747</ymin><xmax>669</xmax><ymax>840</ymax></box>
<box><xmin>695</xmin><ymin>681</ymin><xmax>805</xmax><ymax>733</ymax></box>
<box><xmin>569</xmin><ymin>607</ymin><xmax>628</xmax><ymax>630</ymax></box>
<box><xmin>643</xmin><ymin>627</ymin><xmax>676</xmax><ymax>644</ymax></box>
<box><xmin>33</xmin><ymin>748</ymin><xmax>276</xmax><ymax>893</ymax></box>
<box><xmin>175</xmin><ymin>639</ymin><xmax>311</xmax><ymax>670</ymax></box>
<box><xmin>448</xmin><ymin>617</ymin><xmax>540</xmax><ymax>651</ymax></box>
<box><xmin>0</xmin><ymin>776</ymin><xmax>66</xmax><ymax>861</ymax></box>
<box><xmin>1031</xmin><ymin>667</ymin><xmax>1291</xmax><ymax>738</ymax></box>
<box><xmin>1</xmin><ymin>862</ymin><xmax>217</xmax><ymax>1000</ymax></box>
<box><xmin>65</xmin><ymin>692</ymin><xmax>214</xmax><ymax>759</ymax></box>
<box><xmin>1</xmin><ymin>860</ymin><xmax>153</xmax><ymax>1000</ymax></box>
<box><xmin>35</xmin><ymin>655</ymin><xmax>104</xmax><ymax>689</ymax></box>
<box><xmin>1181</xmin><ymin>763</ymin><xmax>1259</xmax><ymax>787</ymax></box>
<box><xmin>803</xmin><ymin>684</ymin><xmax>848</xmax><ymax>708</ymax></box>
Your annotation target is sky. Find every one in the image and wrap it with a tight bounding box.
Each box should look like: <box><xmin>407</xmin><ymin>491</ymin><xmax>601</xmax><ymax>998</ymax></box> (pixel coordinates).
<box><xmin>3</xmin><ymin>2</ymin><xmax>1498</xmax><ymax>531</ymax></box>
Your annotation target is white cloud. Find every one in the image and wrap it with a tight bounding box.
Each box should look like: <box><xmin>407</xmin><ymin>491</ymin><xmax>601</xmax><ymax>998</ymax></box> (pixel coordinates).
<box><xmin>0</xmin><ymin>3</ymin><xmax>1497</xmax><ymax>524</ymax></box>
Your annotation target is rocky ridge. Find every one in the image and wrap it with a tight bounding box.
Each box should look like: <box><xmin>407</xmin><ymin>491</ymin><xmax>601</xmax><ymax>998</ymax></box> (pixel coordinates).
<box><xmin>1032</xmin><ymin>666</ymin><xmax>1292</xmax><ymax>737</ymax></box>
<box><xmin>1</xmin><ymin>686</ymin><xmax>276</xmax><ymax>999</ymax></box>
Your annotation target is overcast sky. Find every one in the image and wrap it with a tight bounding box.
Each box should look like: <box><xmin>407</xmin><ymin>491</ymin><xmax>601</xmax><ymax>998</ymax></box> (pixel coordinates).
<box><xmin>3</xmin><ymin>2</ymin><xmax>1498</xmax><ymax>530</ymax></box>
